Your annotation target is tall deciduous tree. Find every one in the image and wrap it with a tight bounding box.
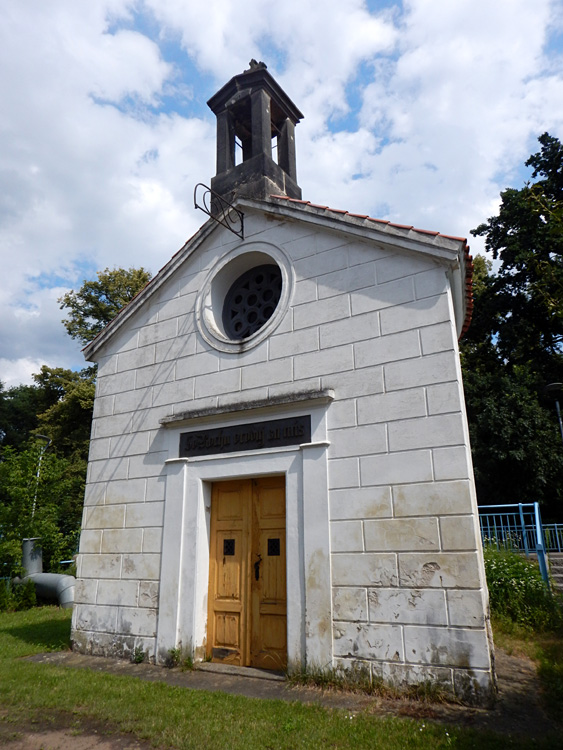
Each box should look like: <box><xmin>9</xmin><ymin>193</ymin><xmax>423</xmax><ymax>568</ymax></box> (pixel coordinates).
<box><xmin>462</xmin><ymin>134</ymin><xmax>563</xmax><ymax>517</ymax></box>
<box><xmin>0</xmin><ymin>444</ymin><xmax>83</xmax><ymax>575</ymax></box>
<box><xmin>32</xmin><ymin>367</ymin><xmax>95</xmax><ymax>463</ymax></box>
<box><xmin>470</xmin><ymin>133</ymin><xmax>563</xmax><ymax>380</ymax></box>
<box><xmin>0</xmin><ymin>381</ymin><xmax>46</xmax><ymax>450</ymax></box>
<box><xmin>1</xmin><ymin>268</ymin><xmax>151</xmax><ymax>573</ymax></box>
<box><xmin>59</xmin><ymin>266</ymin><xmax>152</xmax><ymax>346</ymax></box>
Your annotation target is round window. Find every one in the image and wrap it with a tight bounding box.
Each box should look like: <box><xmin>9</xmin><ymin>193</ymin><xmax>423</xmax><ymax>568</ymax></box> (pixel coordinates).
<box><xmin>195</xmin><ymin>243</ymin><xmax>293</xmax><ymax>353</ymax></box>
<box><xmin>222</xmin><ymin>264</ymin><xmax>282</xmax><ymax>340</ymax></box>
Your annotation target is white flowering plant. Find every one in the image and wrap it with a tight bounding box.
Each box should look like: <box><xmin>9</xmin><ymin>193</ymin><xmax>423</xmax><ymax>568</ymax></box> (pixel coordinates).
<box><xmin>484</xmin><ymin>546</ymin><xmax>562</xmax><ymax>631</ymax></box>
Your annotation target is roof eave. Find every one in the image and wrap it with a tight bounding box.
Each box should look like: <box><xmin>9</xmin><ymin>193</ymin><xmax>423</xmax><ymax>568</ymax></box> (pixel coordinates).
<box><xmin>237</xmin><ymin>196</ymin><xmax>472</xmax><ymax>338</ymax></box>
<box><xmin>83</xmin><ymin>194</ymin><xmax>473</xmax><ymax>360</ymax></box>
<box><xmin>239</xmin><ymin>196</ymin><xmax>465</xmax><ymax>264</ymax></box>
<box><xmin>82</xmin><ymin>215</ymin><xmax>219</xmax><ymax>361</ymax></box>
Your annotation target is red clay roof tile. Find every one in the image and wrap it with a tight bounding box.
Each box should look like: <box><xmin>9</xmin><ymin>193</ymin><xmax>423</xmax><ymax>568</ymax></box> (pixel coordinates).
<box><xmin>268</xmin><ymin>193</ymin><xmax>474</xmax><ymax>337</ymax></box>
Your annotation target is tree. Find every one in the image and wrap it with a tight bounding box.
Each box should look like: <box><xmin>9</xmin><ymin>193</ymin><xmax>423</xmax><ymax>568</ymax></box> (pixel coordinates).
<box><xmin>32</xmin><ymin>367</ymin><xmax>95</xmax><ymax>463</ymax></box>
<box><xmin>470</xmin><ymin>132</ymin><xmax>563</xmax><ymax>381</ymax></box>
<box><xmin>0</xmin><ymin>381</ymin><xmax>45</xmax><ymax>450</ymax></box>
<box><xmin>0</xmin><ymin>445</ymin><xmax>82</xmax><ymax>575</ymax></box>
<box><xmin>0</xmin><ymin>268</ymin><xmax>151</xmax><ymax>575</ymax></box>
<box><xmin>0</xmin><ymin>367</ymin><xmax>94</xmax><ymax>460</ymax></box>
<box><xmin>462</xmin><ymin>361</ymin><xmax>563</xmax><ymax>510</ymax></box>
<box><xmin>59</xmin><ymin>266</ymin><xmax>152</xmax><ymax>346</ymax></box>
<box><xmin>462</xmin><ymin>133</ymin><xmax>563</xmax><ymax>518</ymax></box>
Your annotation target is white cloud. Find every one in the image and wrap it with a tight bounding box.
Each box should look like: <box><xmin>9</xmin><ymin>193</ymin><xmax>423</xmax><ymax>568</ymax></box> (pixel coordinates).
<box><xmin>0</xmin><ymin>359</ymin><xmax>47</xmax><ymax>388</ymax></box>
<box><xmin>305</xmin><ymin>0</ymin><xmax>563</xmax><ymax>238</ymax></box>
<box><xmin>1</xmin><ymin>0</ymin><xmax>563</xmax><ymax>385</ymax></box>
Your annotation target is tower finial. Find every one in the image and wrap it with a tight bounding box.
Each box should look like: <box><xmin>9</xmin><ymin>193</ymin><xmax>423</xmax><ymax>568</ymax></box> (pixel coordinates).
<box><xmin>245</xmin><ymin>59</ymin><xmax>267</xmax><ymax>72</ymax></box>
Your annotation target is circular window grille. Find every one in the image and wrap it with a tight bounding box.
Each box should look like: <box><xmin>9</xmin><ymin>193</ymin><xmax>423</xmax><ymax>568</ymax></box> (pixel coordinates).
<box><xmin>222</xmin><ymin>264</ymin><xmax>283</xmax><ymax>340</ymax></box>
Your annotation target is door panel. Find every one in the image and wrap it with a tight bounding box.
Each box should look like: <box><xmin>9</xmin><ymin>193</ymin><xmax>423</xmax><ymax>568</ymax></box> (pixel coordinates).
<box><xmin>207</xmin><ymin>481</ymin><xmax>250</xmax><ymax>665</ymax></box>
<box><xmin>207</xmin><ymin>477</ymin><xmax>287</xmax><ymax>670</ymax></box>
<box><xmin>251</xmin><ymin>477</ymin><xmax>287</xmax><ymax>669</ymax></box>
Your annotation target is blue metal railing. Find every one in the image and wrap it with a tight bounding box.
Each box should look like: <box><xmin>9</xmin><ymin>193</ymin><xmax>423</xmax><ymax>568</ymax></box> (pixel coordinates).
<box><xmin>544</xmin><ymin>524</ymin><xmax>563</xmax><ymax>553</ymax></box>
<box><xmin>478</xmin><ymin>502</ymin><xmax>550</xmax><ymax>587</ymax></box>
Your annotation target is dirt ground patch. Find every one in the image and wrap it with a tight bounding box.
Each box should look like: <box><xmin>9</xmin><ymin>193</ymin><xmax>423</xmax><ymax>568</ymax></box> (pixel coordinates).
<box><xmin>0</xmin><ymin>712</ymin><xmax>152</xmax><ymax>750</ymax></box>
<box><xmin>0</xmin><ymin>646</ymin><xmax>558</xmax><ymax>748</ymax></box>
<box><xmin>372</xmin><ymin>648</ymin><xmax>555</xmax><ymax>737</ymax></box>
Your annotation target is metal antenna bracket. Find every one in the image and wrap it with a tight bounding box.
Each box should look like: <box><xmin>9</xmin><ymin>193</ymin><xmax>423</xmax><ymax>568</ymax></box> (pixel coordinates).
<box><xmin>194</xmin><ymin>183</ymin><xmax>244</xmax><ymax>239</ymax></box>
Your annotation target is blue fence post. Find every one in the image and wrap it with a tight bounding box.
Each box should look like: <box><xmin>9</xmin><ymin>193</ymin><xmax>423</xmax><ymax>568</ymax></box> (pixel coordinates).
<box><xmin>533</xmin><ymin>502</ymin><xmax>550</xmax><ymax>589</ymax></box>
<box><xmin>518</xmin><ymin>503</ymin><xmax>530</xmax><ymax>557</ymax></box>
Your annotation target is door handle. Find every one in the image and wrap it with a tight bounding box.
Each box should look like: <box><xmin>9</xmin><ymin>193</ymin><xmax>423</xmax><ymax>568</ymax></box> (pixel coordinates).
<box><xmin>254</xmin><ymin>554</ymin><xmax>262</xmax><ymax>581</ymax></box>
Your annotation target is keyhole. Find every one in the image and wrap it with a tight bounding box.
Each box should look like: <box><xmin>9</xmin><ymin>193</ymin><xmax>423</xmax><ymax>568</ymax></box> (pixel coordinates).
<box><xmin>254</xmin><ymin>554</ymin><xmax>262</xmax><ymax>581</ymax></box>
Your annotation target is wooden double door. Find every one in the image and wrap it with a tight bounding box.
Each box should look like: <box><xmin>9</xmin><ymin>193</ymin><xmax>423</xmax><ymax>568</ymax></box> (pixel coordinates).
<box><xmin>207</xmin><ymin>476</ymin><xmax>287</xmax><ymax>670</ymax></box>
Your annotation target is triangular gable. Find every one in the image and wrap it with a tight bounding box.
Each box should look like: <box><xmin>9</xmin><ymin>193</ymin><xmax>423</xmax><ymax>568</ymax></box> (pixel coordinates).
<box><xmin>83</xmin><ymin>196</ymin><xmax>473</xmax><ymax>361</ymax></box>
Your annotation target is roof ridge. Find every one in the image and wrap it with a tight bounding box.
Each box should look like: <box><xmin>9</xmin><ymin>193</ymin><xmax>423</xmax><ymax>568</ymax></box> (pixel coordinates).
<box><xmin>269</xmin><ymin>193</ymin><xmax>473</xmax><ymax>337</ymax></box>
<box><xmin>269</xmin><ymin>193</ymin><xmax>467</xmax><ymax>244</ymax></box>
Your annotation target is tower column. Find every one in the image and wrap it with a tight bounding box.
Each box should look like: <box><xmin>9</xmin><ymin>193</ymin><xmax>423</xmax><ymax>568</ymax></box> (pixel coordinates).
<box><xmin>251</xmin><ymin>89</ymin><xmax>272</xmax><ymax>160</ymax></box>
<box><xmin>216</xmin><ymin>110</ymin><xmax>235</xmax><ymax>173</ymax></box>
<box><xmin>278</xmin><ymin>119</ymin><xmax>297</xmax><ymax>182</ymax></box>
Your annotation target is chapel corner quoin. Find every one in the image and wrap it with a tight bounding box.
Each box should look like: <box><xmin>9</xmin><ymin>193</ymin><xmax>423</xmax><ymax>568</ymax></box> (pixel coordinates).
<box><xmin>71</xmin><ymin>61</ymin><xmax>495</xmax><ymax>704</ymax></box>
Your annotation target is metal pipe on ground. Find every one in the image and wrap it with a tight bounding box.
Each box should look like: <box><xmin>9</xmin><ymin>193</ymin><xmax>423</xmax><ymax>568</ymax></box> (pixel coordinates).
<box><xmin>23</xmin><ymin>572</ymin><xmax>75</xmax><ymax>608</ymax></box>
<box><xmin>17</xmin><ymin>538</ymin><xmax>75</xmax><ymax>609</ymax></box>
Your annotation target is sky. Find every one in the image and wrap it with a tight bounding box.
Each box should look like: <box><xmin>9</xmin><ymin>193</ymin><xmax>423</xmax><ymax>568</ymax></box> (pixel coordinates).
<box><xmin>1</xmin><ymin>0</ymin><xmax>563</xmax><ymax>388</ymax></box>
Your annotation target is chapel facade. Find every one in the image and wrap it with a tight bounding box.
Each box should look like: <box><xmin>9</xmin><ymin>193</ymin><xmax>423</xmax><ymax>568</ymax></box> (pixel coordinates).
<box><xmin>71</xmin><ymin>62</ymin><xmax>495</xmax><ymax>703</ymax></box>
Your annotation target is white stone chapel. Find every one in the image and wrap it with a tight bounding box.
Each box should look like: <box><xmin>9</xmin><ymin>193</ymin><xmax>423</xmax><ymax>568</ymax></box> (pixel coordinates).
<box><xmin>71</xmin><ymin>61</ymin><xmax>495</xmax><ymax>703</ymax></box>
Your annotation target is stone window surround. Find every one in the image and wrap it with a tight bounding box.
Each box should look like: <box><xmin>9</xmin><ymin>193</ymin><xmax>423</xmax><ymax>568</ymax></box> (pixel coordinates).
<box><xmin>155</xmin><ymin>394</ymin><xmax>332</xmax><ymax>669</ymax></box>
<box><xmin>195</xmin><ymin>240</ymin><xmax>294</xmax><ymax>354</ymax></box>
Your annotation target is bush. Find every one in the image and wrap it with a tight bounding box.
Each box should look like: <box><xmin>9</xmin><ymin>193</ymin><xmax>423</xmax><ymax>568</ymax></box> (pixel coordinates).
<box><xmin>14</xmin><ymin>578</ymin><xmax>37</xmax><ymax>610</ymax></box>
<box><xmin>0</xmin><ymin>578</ymin><xmax>37</xmax><ymax>612</ymax></box>
<box><xmin>484</xmin><ymin>546</ymin><xmax>562</xmax><ymax>631</ymax></box>
<box><xmin>0</xmin><ymin>579</ymin><xmax>12</xmax><ymax>611</ymax></box>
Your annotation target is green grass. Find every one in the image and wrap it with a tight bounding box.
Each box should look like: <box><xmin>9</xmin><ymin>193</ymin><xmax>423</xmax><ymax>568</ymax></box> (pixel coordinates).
<box><xmin>491</xmin><ymin>614</ymin><xmax>563</xmax><ymax>725</ymax></box>
<box><xmin>482</xmin><ymin>545</ymin><xmax>563</xmax><ymax>726</ymax></box>
<box><xmin>0</xmin><ymin>607</ymin><xmax>557</xmax><ymax>750</ymax></box>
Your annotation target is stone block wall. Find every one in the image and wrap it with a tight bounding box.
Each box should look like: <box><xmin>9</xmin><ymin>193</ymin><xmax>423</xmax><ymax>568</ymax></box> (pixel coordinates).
<box><xmin>72</xmin><ymin>207</ymin><xmax>493</xmax><ymax>700</ymax></box>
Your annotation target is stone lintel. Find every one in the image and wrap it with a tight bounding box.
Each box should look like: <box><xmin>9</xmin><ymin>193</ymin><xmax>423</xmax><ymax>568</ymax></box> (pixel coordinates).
<box><xmin>159</xmin><ymin>388</ymin><xmax>335</xmax><ymax>428</ymax></box>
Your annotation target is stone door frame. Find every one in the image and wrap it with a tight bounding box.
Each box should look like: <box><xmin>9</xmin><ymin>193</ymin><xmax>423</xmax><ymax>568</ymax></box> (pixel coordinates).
<box><xmin>155</xmin><ymin>398</ymin><xmax>332</xmax><ymax>670</ymax></box>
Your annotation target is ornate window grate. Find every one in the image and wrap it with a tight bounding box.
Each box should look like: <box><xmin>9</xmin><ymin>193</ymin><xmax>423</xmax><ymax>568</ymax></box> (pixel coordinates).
<box><xmin>222</xmin><ymin>264</ymin><xmax>282</xmax><ymax>340</ymax></box>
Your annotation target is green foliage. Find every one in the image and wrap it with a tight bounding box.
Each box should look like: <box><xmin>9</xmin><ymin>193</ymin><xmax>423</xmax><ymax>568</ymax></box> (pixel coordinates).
<box><xmin>0</xmin><ymin>580</ymin><xmax>11</xmax><ymax>611</ymax></box>
<box><xmin>483</xmin><ymin>546</ymin><xmax>562</xmax><ymax>631</ymax></box>
<box><xmin>33</xmin><ymin>366</ymin><xmax>95</xmax><ymax>464</ymax></box>
<box><xmin>0</xmin><ymin>381</ymin><xmax>46</xmax><ymax>451</ymax></box>
<box><xmin>0</xmin><ymin>445</ymin><xmax>81</xmax><ymax>576</ymax></box>
<box><xmin>0</xmin><ymin>579</ymin><xmax>36</xmax><ymax>613</ymax></box>
<box><xmin>58</xmin><ymin>266</ymin><xmax>152</xmax><ymax>346</ymax></box>
<box><xmin>166</xmin><ymin>646</ymin><xmax>182</xmax><ymax>667</ymax></box>
<box><xmin>537</xmin><ymin>639</ymin><xmax>563</xmax><ymax>722</ymax></box>
<box><xmin>14</xmin><ymin>579</ymin><xmax>37</xmax><ymax>611</ymax></box>
<box><xmin>463</xmin><ymin>133</ymin><xmax>563</xmax><ymax>516</ymax></box>
<box><xmin>0</xmin><ymin>366</ymin><xmax>94</xmax><ymax>462</ymax></box>
<box><xmin>462</xmin><ymin>364</ymin><xmax>563</xmax><ymax>508</ymax></box>
<box><xmin>131</xmin><ymin>646</ymin><xmax>147</xmax><ymax>664</ymax></box>
<box><xmin>164</xmin><ymin>646</ymin><xmax>195</xmax><ymax>670</ymax></box>
<box><xmin>471</xmin><ymin>132</ymin><xmax>563</xmax><ymax>371</ymax></box>
<box><xmin>1</xmin><ymin>266</ymin><xmax>150</xmax><ymax>582</ymax></box>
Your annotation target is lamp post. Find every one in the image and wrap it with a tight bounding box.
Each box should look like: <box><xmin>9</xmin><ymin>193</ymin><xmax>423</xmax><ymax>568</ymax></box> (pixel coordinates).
<box><xmin>544</xmin><ymin>383</ymin><xmax>563</xmax><ymax>446</ymax></box>
<box><xmin>32</xmin><ymin>434</ymin><xmax>51</xmax><ymax>519</ymax></box>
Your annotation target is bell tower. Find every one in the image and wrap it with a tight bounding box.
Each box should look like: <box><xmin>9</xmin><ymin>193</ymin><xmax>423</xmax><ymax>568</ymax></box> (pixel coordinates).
<box><xmin>207</xmin><ymin>61</ymin><xmax>303</xmax><ymax>210</ymax></box>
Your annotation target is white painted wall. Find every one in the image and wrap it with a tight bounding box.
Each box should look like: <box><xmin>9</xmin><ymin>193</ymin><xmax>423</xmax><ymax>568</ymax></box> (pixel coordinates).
<box><xmin>72</xmin><ymin>207</ymin><xmax>494</xmax><ymax>702</ymax></box>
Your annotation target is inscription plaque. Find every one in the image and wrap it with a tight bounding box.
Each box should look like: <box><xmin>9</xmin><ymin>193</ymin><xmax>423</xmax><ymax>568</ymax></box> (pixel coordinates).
<box><xmin>179</xmin><ymin>415</ymin><xmax>311</xmax><ymax>458</ymax></box>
